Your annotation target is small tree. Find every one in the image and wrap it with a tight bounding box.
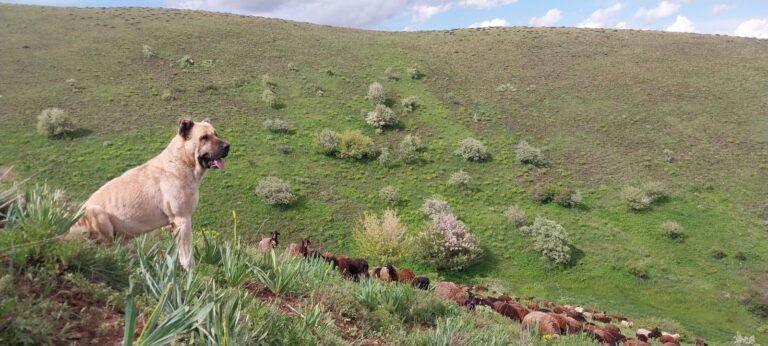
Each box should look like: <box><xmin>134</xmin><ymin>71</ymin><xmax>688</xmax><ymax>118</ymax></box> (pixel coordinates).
<box><xmin>316</xmin><ymin>129</ymin><xmax>340</xmax><ymax>155</ymax></box>
<box><xmin>384</xmin><ymin>67</ymin><xmax>399</xmax><ymax>81</ymax></box>
<box><xmin>353</xmin><ymin>209</ymin><xmax>408</xmax><ymax>263</ymax></box>
<box><xmin>398</xmin><ymin>134</ymin><xmax>426</xmax><ymax>163</ymax></box>
<box><xmin>661</xmin><ymin>221</ymin><xmax>684</xmax><ymax>241</ymax></box>
<box><xmin>338</xmin><ymin>130</ymin><xmax>375</xmax><ymax>160</ymax></box>
<box><xmin>554</xmin><ymin>188</ymin><xmax>582</xmax><ymax>208</ymax></box>
<box><xmin>503</xmin><ymin>206</ymin><xmax>527</xmax><ymax>228</ymax></box>
<box><xmin>367</xmin><ymin>82</ymin><xmax>385</xmax><ymax>105</ymax></box>
<box><xmin>448</xmin><ymin>170</ymin><xmax>472</xmax><ymax>189</ymax></box>
<box><xmin>455</xmin><ymin>138</ymin><xmax>489</xmax><ymax>161</ymax></box>
<box><xmin>365</xmin><ymin>105</ymin><xmax>397</xmax><ymax>132</ymax></box>
<box><xmin>422</xmin><ymin>197</ymin><xmax>452</xmax><ymax>218</ymax></box>
<box><xmin>406</xmin><ymin>67</ymin><xmax>422</xmax><ymax>80</ymax></box>
<box><xmin>401</xmin><ymin>96</ymin><xmax>421</xmax><ymax>113</ymax></box>
<box><xmin>417</xmin><ymin>212</ymin><xmax>483</xmax><ymax>271</ymax></box>
<box><xmin>520</xmin><ymin>217</ymin><xmax>572</xmax><ymax>266</ymax></box>
<box><xmin>622</xmin><ymin>186</ymin><xmax>652</xmax><ymax>211</ymax></box>
<box><xmin>37</xmin><ymin>108</ymin><xmax>75</xmax><ymax>137</ymax></box>
<box><xmin>662</xmin><ymin>148</ymin><xmax>674</xmax><ymax>162</ymax></box>
<box><xmin>732</xmin><ymin>332</ymin><xmax>760</xmax><ymax>346</ymax></box>
<box><xmin>515</xmin><ymin>140</ymin><xmax>547</xmax><ymax>167</ymax></box>
<box><xmin>254</xmin><ymin>177</ymin><xmax>296</xmax><ymax>206</ymax></box>
<box><xmin>261</xmin><ymin>73</ymin><xmax>275</xmax><ymax>89</ymax></box>
<box><xmin>142</xmin><ymin>44</ymin><xmax>157</xmax><ymax>59</ymax></box>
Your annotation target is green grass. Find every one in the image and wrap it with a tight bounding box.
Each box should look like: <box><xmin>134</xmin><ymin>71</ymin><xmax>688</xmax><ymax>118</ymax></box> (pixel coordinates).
<box><xmin>1</xmin><ymin>4</ymin><xmax>767</xmax><ymax>343</ymax></box>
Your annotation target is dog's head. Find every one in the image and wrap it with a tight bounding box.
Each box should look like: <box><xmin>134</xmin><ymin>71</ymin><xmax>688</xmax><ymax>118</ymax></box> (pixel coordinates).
<box><xmin>178</xmin><ymin>118</ymin><xmax>230</xmax><ymax>170</ymax></box>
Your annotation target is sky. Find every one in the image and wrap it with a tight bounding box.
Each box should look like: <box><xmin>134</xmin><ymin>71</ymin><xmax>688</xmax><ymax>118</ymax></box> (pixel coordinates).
<box><xmin>3</xmin><ymin>0</ymin><xmax>768</xmax><ymax>38</ymax></box>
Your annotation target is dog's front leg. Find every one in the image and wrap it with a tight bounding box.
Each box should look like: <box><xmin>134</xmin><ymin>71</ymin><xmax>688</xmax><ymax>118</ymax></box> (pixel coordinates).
<box><xmin>173</xmin><ymin>216</ymin><xmax>194</xmax><ymax>271</ymax></box>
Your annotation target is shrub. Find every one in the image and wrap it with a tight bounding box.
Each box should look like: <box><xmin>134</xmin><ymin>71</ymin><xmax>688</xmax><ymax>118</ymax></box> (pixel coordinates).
<box><xmin>142</xmin><ymin>44</ymin><xmax>157</xmax><ymax>58</ymax></box>
<box><xmin>288</xmin><ymin>63</ymin><xmax>299</xmax><ymax>72</ymax></box>
<box><xmin>160</xmin><ymin>89</ymin><xmax>174</xmax><ymax>101</ymax></box>
<box><xmin>495</xmin><ymin>83</ymin><xmax>515</xmax><ymax>92</ymax></box>
<box><xmin>642</xmin><ymin>181</ymin><xmax>669</xmax><ymax>202</ymax></box>
<box><xmin>741</xmin><ymin>277</ymin><xmax>768</xmax><ymax>318</ymax></box>
<box><xmin>36</xmin><ymin>108</ymin><xmax>75</xmax><ymax>137</ymax></box>
<box><xmin>515</xmin><ymin>140</ymin><xmax>547</xmax><ymax>167</ymax></box>
<box><xmin>520</xmin><ymin>217</ymin><xmax>572</xmax><ymax>266</ymax></box>
<box><xmin>261</xmin><ymin>73</ymin><xmax>274</xmax><ymax>89</ymax></box>
<box><xmin>319</xmin><ymin>67</ymin><xmax>335</xmax><ymax>76</ymax></box>
<box><xmin>660</xmin><ymin>221</ymin><xmax>684</xmax><ymax>241</ymax></box>
<box><xmin>384</xmin><ymin>67</ymin><xmax>399</xmax><ymax>81</ymax></box>
<box><xmin>378</xmin><ymin>148</ymin><xmax>398</xmax><ymax>167</ymax></box>
<box><xmin>353</xmin><ymin>209</ymin><xmax>409</xmax><ymax>264</ymax></box>
<box><xmin>277</xmin><ymin>145</ymin><xmax>290</xmax><ymax>154</ymax></box>
<box><xmin>262</xmin><ymin>89</ymin><xmax>278</xmax><ymax>109</ymax></box>
<box><xmin>711</xmin><ymin>248</ymin><xmax>727</xmax><ymax>260</ymax></box>
<box><xmin>406</xmin><ymin>67</ymin><xmax>422</xmax><ymax>79</ymax></box>
<box><xmin>417</xmin><ymin>212</ymin><xmax>483</xmax><ymax>271</ymax></box>
<box><xmin>338</xmin><ymin>130</ymin><xmax>376</xmax><ymax>160</ymax></box>
<box><xmin>554</xmin><ymin>188</ymin><xmax>582</xmax><ymax>208</ymax></box>
<box><xmin>316</xmin><ymin>129</ymin><xmax>339</xmax><ymax>155</ymax></box>
<box><xmin>736</xmin><ymin>252</ymin><xmax>748</xmax><ymax>261</ymax></box>
<box><xmin>177</xmin><ymin>55</ymin><xmax>194</xmax><ymax>67</ymax></box>
<box><xmin>367</xmin><ymin>82</ymin><xmax>385</xmax><ymax>105</ymax></box>
<box><xmin>455</xmin><ymin>138</ymin><xmax>489</xmax><ymax>161</ymax></box>
<box><xmin>263</xmin><ymin>118</ymin><xmax>289</xmax><ymax>133</ymax></box>
<box><xmin>503</xmin><ymin>205</ymin><xmax>527</xmax><ymax>228</ymax></box>
<box><xmin>365</xmin><ymin>104</ymin><xmax>397</xmax><ymax>132</ymax></box>
<box><xmin>398</xmin><ymin>134</ymin><xmax>426</xmax><ymax>163</ymax></box>
<box><xmin>732</xmin><ymin>332</ymin><xmax>760</xmax><ymax>346</ymax></box>
<box><xmin>401</xmin><ymin>96</ymin><xmax>421</xmax><ymax>113</ymax></box>
<box><xmin>530</xmin><ymin>184</ymin><xmax>563</xmax><ymax>205</ymax></box>
<box><xmin>254</xmin><ymin>177</ymin><xmax>296</xmax><ymax>206</ymax></box>
<box><xmin>448</xmin><ymin>170</ymin><xmax>472</xmax><ymax>189</ymax></box>
<box><xmin>379</xmin><ymin>186</ymin><xmax>400</xmax><ymax>205</ymax></box>
<box><xmin>422</xmin><ymin>197</ymin><xmax>452</xmax><ymax>218</ymax></box>
<box><xmin>626</xmin><ymin>260</ymin><xmax>650</xmax><ymax>280</ymax></box>
<box><xmin>622</xmin><ymin>186</ymin><xmax>652</xmax><ymax>211</ymax></box>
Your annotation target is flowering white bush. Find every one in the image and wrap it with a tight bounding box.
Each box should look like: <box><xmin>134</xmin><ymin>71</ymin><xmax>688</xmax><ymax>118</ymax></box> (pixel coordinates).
<box><xmin>365</xmin><ymin>104</ymin><xmax>396</xmax><ymax>132</ymax></box>
<box><xmin>448</xmin><ymin>170</ymin><xmax>472</xmax><ymax>189</ymax></box>
<box><xmin>520</xmin><ymin>217</ymin><xmax>572</xmax><ymax>265</ymax></box>
<box><xmin>503</xmin><ymin>205</ymin><xmax>527</xmax><ymax>228</ymax></box>
<box><xmin>316</xmin><ymin>129</ymin><xmax>339</xmax><ymax>155</ymax></box>
<box><xmin>455</xmin><ymin>138</ymin><xmax>489</xmax><ymax>161</ymax></box>
<box><xmin>37</xmin><ymin>108</ymin><xmax>74</xmax><ymax>137</ymax></box>
<box><xmin>417</xmin><ymin>212</ymin><xmax>482</xmax><ymax>271</ymax></box>
<box><xmin>398</xmin><ymin>134</ymin><xmax>426</xmax><ymax>163</ymax></box>
<box><xmin>379</xmin><ymin>186</ymin><xmax>400</xmax><ymax>205</ymax></box>
<box><xmin>515</xmin><ymin>140</ymin><xmax>547</xmax><ymax>167</ymax></box>
<box><xmin>254</xmin><ymin>177</ymin><xmax>296</xmax><ymax>206</ymax></box>
<box><xmin>401</xmin><ymin>96</ymin><xmax>421</xmax><ymax>113</ymax></box>
<box><xmin>367</xmin><ymin>82</ymin><xmax>385</xmax><ymax>105</ymax></box>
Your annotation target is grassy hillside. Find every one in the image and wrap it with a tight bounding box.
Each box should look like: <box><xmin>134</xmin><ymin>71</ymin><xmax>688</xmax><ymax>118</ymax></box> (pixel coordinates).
<box><xmin>1</xmin><ymin>4</ymin><xmax>767</xmax><ymax>343</ymax></box>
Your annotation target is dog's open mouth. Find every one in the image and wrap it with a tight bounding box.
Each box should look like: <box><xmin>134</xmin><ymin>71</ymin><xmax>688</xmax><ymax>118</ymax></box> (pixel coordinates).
<box><xmin>199</xmin><ymin>154</ymin><xmax>225</xmax><ymax>170</ymax></box>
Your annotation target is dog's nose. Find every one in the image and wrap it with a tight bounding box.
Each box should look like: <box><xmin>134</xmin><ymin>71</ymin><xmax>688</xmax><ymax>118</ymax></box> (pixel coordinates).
<box><xmin>222</xmin><ymin>143</ymin><xmax>230</xmax><ymax>157</ymax></box>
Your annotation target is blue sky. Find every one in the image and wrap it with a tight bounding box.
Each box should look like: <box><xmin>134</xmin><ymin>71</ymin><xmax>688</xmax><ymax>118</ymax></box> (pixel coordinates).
<box><xmin>3</xmin><ymin>0</ymin><xmax>767</xmax><ymax>38</ymax></box>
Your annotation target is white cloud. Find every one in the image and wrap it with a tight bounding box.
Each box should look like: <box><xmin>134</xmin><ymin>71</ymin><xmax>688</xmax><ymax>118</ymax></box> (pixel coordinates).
<box><xmin>734</xmin><ymin>19</ymin><xmax>768</xmax><ymax>39</ymax></box>
<box><xmin>615</xmin><ymin>21</ymin><xmax>627</xmax><ymax>29</ymax></box>
<box><xmin>411</xmin><ymin>3</ymin><xmax>452</xmax><ymax>22</ymax></box>
<box><xmin>578</xmin><ymin>3</ymin><xmax>624</xmax><ymax>28</ymax></box>
<box><xmin>666</xmin><ymin>15</ymin><xmax>696</xmax><ymax>32</ymax></box>
<box><xmin>458</xmin><ymin>0</ymin><xmax>516</xmax><ymax>9</ymax></box>
<box><xmin>529</xmin><ymin>9</ymin><xmax>562</xmax><ymax>27</ymax></box>
<box><xmin>635</xmin><ymin>1</ymin><xmax>679</xmax><ymax>22</ymax></box>
<box><xmin>468</xmin><ymin>18</ymin><xmax>508</xmax><ymax>28</ymax></box>
<box><xmin>712</xmin><ymin>4</ymin><xmax>730</xmax><ymax>14</ymax></box>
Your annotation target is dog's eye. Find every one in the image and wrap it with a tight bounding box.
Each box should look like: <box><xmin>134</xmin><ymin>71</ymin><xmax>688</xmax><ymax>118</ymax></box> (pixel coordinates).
<box><xmin>200</xmin><ymin>135</ymin><xmax>209</xmax><ymax>141</ymax></box>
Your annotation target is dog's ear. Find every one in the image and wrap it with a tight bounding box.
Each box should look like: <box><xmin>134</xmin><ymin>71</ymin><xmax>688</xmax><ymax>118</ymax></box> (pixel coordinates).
<box><xmin>178</xmin><ymin>118</ymin><xmax>194</xmax><ymax>139</ymax></box>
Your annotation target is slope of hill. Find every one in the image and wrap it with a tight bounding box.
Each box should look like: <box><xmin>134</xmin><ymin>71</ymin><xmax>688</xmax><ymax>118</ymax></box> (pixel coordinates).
<box><xmin>1</xmin><ymin>4</ymin><xmax>767</xmax><ymax>343</ymax></box>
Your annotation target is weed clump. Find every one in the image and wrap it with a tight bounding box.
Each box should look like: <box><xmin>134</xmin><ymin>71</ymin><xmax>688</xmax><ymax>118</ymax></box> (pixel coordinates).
<box><xmin>37</xmin><ymin>107</ymin><xmax>75</xmax><ymax>137</ymax></box>
<box><xmin>177</xmin><ymin>55</ymin><xmax>194</xmax><ymax>67</ymax></box>
<box><xmin>379</xmin><ymin>186</ymin><xmax>400</xmax><ymax>205</ymax></box>
<box><xmin>515</xmin><ymin>140</ymin><xmax>547</xmax><ymax>167</ymax></box>
<box><xmin>262</xmin><ymin>89</ymin><xmax>278</xmax><ymax>109</ymax></box>
<box><xmin>263</xmin><ymin>118</ymin><xmax>289</xmax><ymax>133</ymax></box>
<box><xmin>365</xmin><ymin>105</ymin><xmax>396</xmax><ymax>132</ymax></box>
<box><xmin>406</xmin><ymin>67</ymin><xmax>422</xmax><ymax>80</ymax></box>
<box><xmin>455</xmin><ymin>138</ymin><xmax>489</xmax><ymax>161</ymax></box>
<box><xmin>367</xmin><ymin>82</ymin><xmax>385</xmax><ymax>105</ymax></box>
<box><xmin>398</xmin><ymin>134</ymin><xmax>426</xmax><ymax>163</ymax></box>
<box><xmin>622</xmin><ymin>182</ymin><xmax>669</xmax><ymax>211</ymax></box>
<box><xmin>254</xmin><ymin>177</ymin><xmax>296</xmax><ymax>206</ymax></box>
<box><xmin>520</xmin><ymin>217</ymin><xmax>572</xmax><ymax>266</ymax></box>
<box><xmin>422</xmin><ymin>197</ymin><xmax>452</xmax><ymax>218</ymax></box>
<box><xmin>554</xmin><ymin>188</ymin><xmax>582</xmax><ymax>208</ymax></box>
<box><xmin>142</xmin><ymin>44</ymin><xmax>157</xmax><ymax>58</ymax></box>
<box><xmin>337</xmin><ymin>130</ymin><xmax>376</xmax><ymax>160</ymax></box>
<box><xmin>384</xmin><ymin>67</ymin><xmax>399</xmax><ymax>81</ymax></box>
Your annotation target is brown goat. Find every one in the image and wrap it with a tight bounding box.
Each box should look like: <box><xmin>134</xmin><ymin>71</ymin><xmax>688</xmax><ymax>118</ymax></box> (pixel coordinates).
<box><xmin>337</xmin><ymin>256</ymin><xmax>369</xmax><ymax>281</ymax></box>
<box><xmin>379</xmin><ymin>265</ymin><xmax>399</xmax><ymax>283</ymax></box>
<box><xmin>562</xmin><ymin>315</ymin><xmax>583</xmax><ymax>334</ymax></box>
<box><xmin>522</xmin><ymin>311</ymin><xmax>561</xmax><ymax>337</ymax></box>
<box><xmin>369</xmin><ymin>266</ymin><xmax>382</xmax><ymax>278</ymax></box>
<box><xmin>636</xmin><ymin>328</ymin><xmax>662</xmax><ymax>340</ymax></box>
<box><xmin>493</xmin><ymin>301</ymin><xmax>524</xmax><ymax>322</ymax></box>
<box><xmin>412</xmin><ymin>276</ymin><xmax>430</xmax><ymax>290</ymax></box>
<box><xmin>659</xmin><ymin>335</ymin><xmax>679</xmax><ymax>345</ymax></box>
<box><xmin>398</xmin><ymin>268</ymin><xmax>416</xmax><ymax>284</ymax></box>
<box><xmin>695</xmin><ymin>337</ymin><xmax>708</xmax><ymax>346</ymax></box>
<box><xmin>258</xmin><ymin>230</ymin><xmax>279</xmax><ymax>252</ymax></box>
<box><xmin>623</xmin><ymin>338</ymin><xmax>650</xmax><ymax>346</ymax></box>
<box><xmin>288</xmin><ymin>238</ymin><xmax>311</xmax><ymax>257</ymax></box>
<box><xmin>435</xmin><ymin>282</ymin><xmax>469</xmax><ymax>306</ymax></box>
<box><xmin>592</xmin><ymin>312</ymin><xmax>611</xmax><ymax>323</ymax></box>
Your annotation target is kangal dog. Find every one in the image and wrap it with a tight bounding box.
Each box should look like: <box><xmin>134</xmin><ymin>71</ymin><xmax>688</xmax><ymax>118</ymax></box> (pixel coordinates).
<box><xmin>67</xmin><ymin>119</ymin><xmax>229</xmax><ymax>270</ymax></box>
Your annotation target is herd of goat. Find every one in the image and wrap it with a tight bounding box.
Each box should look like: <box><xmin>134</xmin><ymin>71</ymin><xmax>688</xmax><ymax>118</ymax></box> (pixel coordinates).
<box><xmin>259</xmin><ymin>231</ymin><xmax>709</xmax><ymax>346</ymax></box>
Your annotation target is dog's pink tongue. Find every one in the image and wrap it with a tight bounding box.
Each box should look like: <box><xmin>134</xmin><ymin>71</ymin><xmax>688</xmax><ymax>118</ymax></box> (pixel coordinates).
<box><xmin>213</xmin><ymin>159</ymin><xmax>225</xmax><ymax>170</ymax></box>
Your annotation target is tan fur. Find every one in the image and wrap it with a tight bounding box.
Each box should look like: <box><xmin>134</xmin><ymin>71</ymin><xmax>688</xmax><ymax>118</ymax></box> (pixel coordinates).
<box><xmin>258</xmin><ymin>238</ymin><xmax>276</xmax><ymax>252</ymax></box>
<box><xmin>522</xmin><ymin>311</ymin><xmax>561</xmax><ymax>336</ymax></box>
<box><xmin>66</xmin><ymin>119</ymin><xmax>229</xmax><ymax>270</ymax></box>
